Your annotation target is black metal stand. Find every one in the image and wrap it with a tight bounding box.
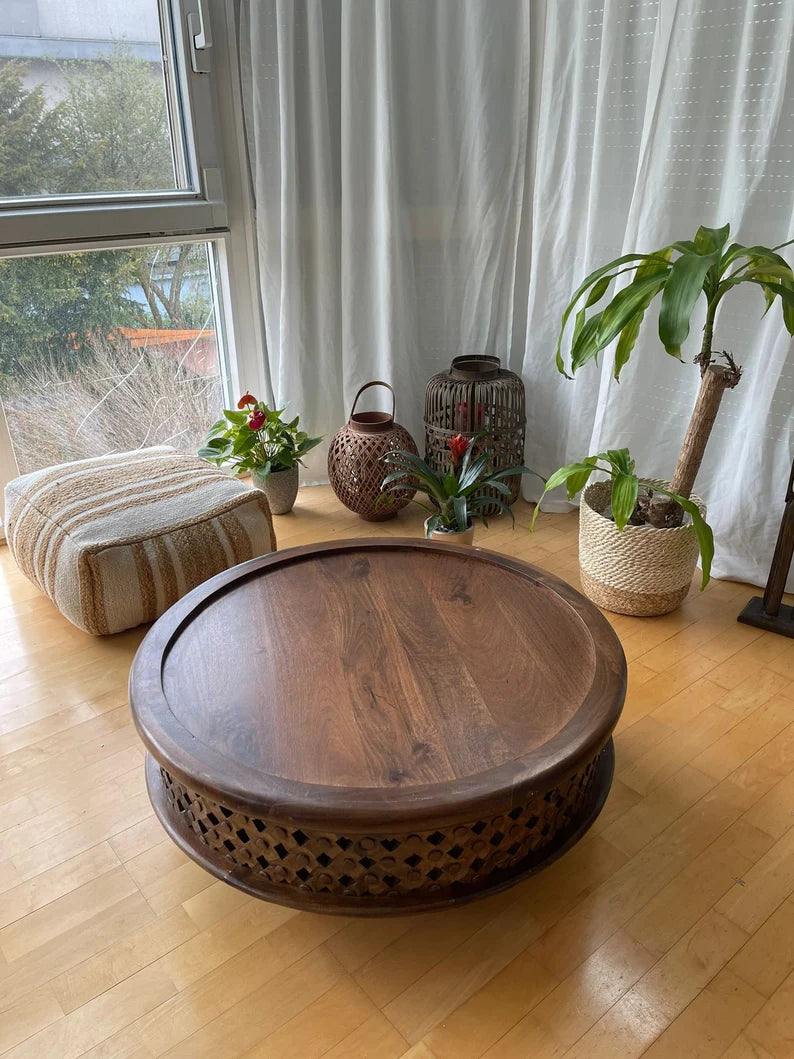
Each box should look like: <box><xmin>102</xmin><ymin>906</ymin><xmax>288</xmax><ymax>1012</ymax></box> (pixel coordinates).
<box><xmin>737</xmin><ymin>456</ymin><xmax>794</xmax><ymax>638</ymax></box>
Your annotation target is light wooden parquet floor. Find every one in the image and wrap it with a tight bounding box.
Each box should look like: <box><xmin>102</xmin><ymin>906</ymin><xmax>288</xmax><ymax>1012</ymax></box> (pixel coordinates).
<box><xmin>1</xmin><ymin>484</ymin><xmax>794</xmax><ymax>1058</ymax></box>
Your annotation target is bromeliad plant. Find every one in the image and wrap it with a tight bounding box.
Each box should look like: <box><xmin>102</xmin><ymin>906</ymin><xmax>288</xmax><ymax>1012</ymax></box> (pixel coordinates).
<box><xmin>199</xmin><ymin>393</ymin><xmax>322</xmax><ymax>477</ymax></box>
<box><xmin>380</xmin><ymin>434</ymin><xmax>540</xmax><ymax>536</ymax></box>
<box><xmin>532</xmin><ymin>448</ymin><xmax>714</xmax><ymax>588</ymax></box>
<box><xmin>554</xmin><ymin>223</ymin><xmax>794</xmax><ymax>527</ymax></box>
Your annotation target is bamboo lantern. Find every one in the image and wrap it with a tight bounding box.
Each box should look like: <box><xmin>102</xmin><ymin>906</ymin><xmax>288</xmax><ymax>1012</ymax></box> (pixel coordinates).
<box><xmin>328</xmin><ymin>381</ymin><xmax>418</xmax><ymax>521</ymax></box>
<box><xmin>424</xmin><ymin>355</ymin><xmax>526</xmax><ymax>510</ymax></box>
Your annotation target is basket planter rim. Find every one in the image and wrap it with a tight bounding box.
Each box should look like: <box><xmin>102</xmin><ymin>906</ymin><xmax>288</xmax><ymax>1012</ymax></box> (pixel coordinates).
<box><xmin>582</xmin><ymin>478</ymin><xmax>706</xmax><ymax>534</ymax></box>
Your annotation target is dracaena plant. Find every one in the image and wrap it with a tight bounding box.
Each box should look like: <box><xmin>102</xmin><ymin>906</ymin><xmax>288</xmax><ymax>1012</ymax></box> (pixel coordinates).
<box><xmin>532</xmin><ymin>448</ymin><xmax>714</xmax><ymax>588</ymax></box>
<box><xmin>380</xmin><ymin>434</ymin><xmax>540</xmax><ymax>536</ymax></box>
<box><xmin>554</xmin><ymin>223</ymin><xmax>794</xmax><ymax>526</ymax></box>
<box><xmin>199</xmin><ymin>393</ymin><xmax>322</xmax><ymax>476</ymax></box>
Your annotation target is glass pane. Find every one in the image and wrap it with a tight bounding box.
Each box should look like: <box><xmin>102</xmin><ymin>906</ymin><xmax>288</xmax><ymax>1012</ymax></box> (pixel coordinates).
<box><xmin>0</xmin><ymin>242</ymin><xmax>226</xmax><ymax>474</ymax></box>
<box><xmin>0</xmin><ymin>1</ymin><xmax>184</xmax><ymax>198</ymax></box>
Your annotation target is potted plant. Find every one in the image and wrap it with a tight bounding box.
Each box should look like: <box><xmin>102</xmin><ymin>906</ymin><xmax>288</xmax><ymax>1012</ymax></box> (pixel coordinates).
<box><xmin>199</xmin><ymin>393</ymin><xmax>322</xmax><ymax>514</ymax></box>
<box><xmin>380</xmin><ymin>434</ymin><xmax>539</xmax><ymax>545</ymax></box>
<box><xmin>539</xmin><ymin>223</ymin><xmax>794</xmax><ymax>615</ymax></box>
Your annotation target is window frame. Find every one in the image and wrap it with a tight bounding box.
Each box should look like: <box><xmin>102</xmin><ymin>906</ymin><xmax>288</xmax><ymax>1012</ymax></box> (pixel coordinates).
<box><xmin>0</xmin><ymin>0</ymin><xmax>269</xmax><ymax>513</ymax></box>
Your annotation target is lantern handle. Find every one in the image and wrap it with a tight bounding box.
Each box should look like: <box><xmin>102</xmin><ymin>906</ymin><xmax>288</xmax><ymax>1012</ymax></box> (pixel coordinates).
<box><xmin>349</xmin><ymin>380</ymin><xmax>396</xmax><ymax>422</ymax></box>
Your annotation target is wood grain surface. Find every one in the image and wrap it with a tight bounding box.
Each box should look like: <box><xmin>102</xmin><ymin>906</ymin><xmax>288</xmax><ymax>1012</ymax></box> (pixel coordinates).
<box><xmin>130</xmin><ymin>539</ymin><xmax>626</xmax><ymax>828</ymax></box>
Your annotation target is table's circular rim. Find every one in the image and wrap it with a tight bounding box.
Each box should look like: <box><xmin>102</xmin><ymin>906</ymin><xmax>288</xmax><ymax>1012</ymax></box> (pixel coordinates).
<box><xmin>129</xmin><ymin>538</ymin><xmax>627</xmax><ymax>829</ymax></box>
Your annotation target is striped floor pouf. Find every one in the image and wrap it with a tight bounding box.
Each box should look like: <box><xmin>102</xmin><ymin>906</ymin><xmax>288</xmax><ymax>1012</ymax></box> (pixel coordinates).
<box><xmin>3</xmin><ymin>447</ymin><xmax>277</xmax><ymax>635</ymax></box>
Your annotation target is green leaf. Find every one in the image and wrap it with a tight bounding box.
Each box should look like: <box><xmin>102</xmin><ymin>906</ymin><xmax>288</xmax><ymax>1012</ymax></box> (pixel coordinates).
<box><xmin>544</xmin><ymin>461</ymin><xmax>602</xmax><ymax>493</ymax></box>
<box><xmin>232</xmin><ymin>431</ymin><xmax>256</xmax><ymax>455</ymax></box>
<box><xmin>610</xmin><ymin>472</ymin><xmax>639</xmax><ymax>531</ymax></box>
<box><xmin>381</xmin><ymin>468</ymin><xmax>413</xmax><ymax>488</ymax></box>
<box><xmin>739</xmin><ymin>250</ymin><xmax>794</xmax><ymax>332</ymax></box>
<box><xmin>203</xmin><ymin>436</ymin><xmax>231</xmax><ymax>451</ymax></box>
<box><xmin>570</xmin><ymin>314</ymin><xmax>603</xmax><ymax>372</ymax></box>
<box><xmin>644</xmin><ymin>482</ymin><xmax>714</xmax><ymax>589</ymax></box>
<box><xmin>458</xmin><ymin>452</ymin><xmax>491</xmax><ymax>492</ymax></box>
<box><xmin>602</xmin><ymin>448</ymin><xmax>634</xmax><ymax>475</ymax></box>
<box><xmin>554</xmin><ymin>253</ymin><xmax>659</xmax><ymax>374</ymax></box>
<box><xmin>223</xmin><ymin>409</ymin><xmax>249</xmax><ymax>426</ymax></box>
<box><xmin>205</xmin><ymin>418</ymin><xmax>227</xmax><ymax>437</ymax></box>
<box><xmin>693</xmin><ymin>223</ymin><xmax>731</xmax><ymax>256</ymax></box>
<box><xmin>382</xmin><ymin>450</ymin><xmax>439</xmax><ymax>482</ymax></box>
<box><xmin>746</xmin><ymin>279</ymin><xmax>794</xmax><ymax>334</ymax></box>
<box><xmin>563</xmin><ymin>455</ymin><xmax>598</xmax><ymax>499</ymax></box>
<box><xmin>595</xmin><ymin>272</ymin><xmax>669</xmax><ymax>350</ymax></box>
<box><xmin>745</xmin><ymin>262</ymin><xmax>794</xmax><ymax>281</ymax></box>
<box><xmin>718</xmin><ymin>241</ymin><xmax>747</xmax><ymax>272</ymax></box>
<box><xmin>296</xmin><ymin>436</ymin><xmax>323</xmax><ymax>455</ymax></box>
<box><xmin>488</xmin><ymin>465</ymin><xmax>541</xmax><ymax>482</ymax></box>
<box><xmin>198</xmin><ymin>447</ymin><xmax>224</xmax><ymax>462</ymax></box>
<box><xmin>613</xmin><ymin>311</ymin><xmax>644</xmax><ymax>379</ymax></box>
<box><xmin>572</xmin><ymin>307</ymin><xmax>586</xmax><ymax>346</ymax></box>
<box><xmin>530</xmin><ymin>461</ymin><xmax>603</xmax><ymax>529</ymax></box>
<box><xmin>658</xmin><ymin>251</ymin><xmax>718</xmax><ymax>357</ymax></box>
<box><xmin>452</xmin><ymin>496</ymin><xmax>468</xmax><ymax>532</ymax></box>
<box><xmin>424</xmin><ymin>515</ymin><xmax>443</xmax><ymax>538</ymax></box>
<box><xmin>584</xmin><ymin>275</ymin><xmax>612</xmax><ymax>308</ymax></box>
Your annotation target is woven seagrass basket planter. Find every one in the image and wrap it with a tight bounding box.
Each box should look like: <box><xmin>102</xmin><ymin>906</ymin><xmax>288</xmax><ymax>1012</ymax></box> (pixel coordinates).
<box><xmin>424</xmin><ymin>355</ymin><xmax>526</xmax><ymax>514</ymax></box>
<box><xmin>328</xmin><ymin>381</ymin><xmax>418</xmax><ymax>521</ymax></box>
<box><xmin>579</xmin><ymin>479</ymin><xmax>706</xmax><ymax>617</ymax></box>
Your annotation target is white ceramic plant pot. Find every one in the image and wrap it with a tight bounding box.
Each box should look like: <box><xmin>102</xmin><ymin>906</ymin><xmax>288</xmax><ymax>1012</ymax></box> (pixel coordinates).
<box><xmin>424</xmin><ymin>517</ymin><xmax>475</xmax><ymax>546</ymax></box>
<box><xmin>251</xmin><ymin>465</ymin><xmax>299</xmax><ymax>515</ymax></box>
<box><xmin>578</xmin><ymin>479</ymin><xmax>705</xmax><ymax>617</ymax></box>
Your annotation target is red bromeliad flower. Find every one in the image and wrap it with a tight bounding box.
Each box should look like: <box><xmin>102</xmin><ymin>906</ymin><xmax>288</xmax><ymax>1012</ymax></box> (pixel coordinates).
<box><xmin>237</xmin><ymin>393</ymin><xmax>257</xmax><ymax>409</ymax></box>
<box><xmin>248</xmin><ymin>409</ymin><xmax>266</xmax><ymax>431</ymax></box>
<box><xmin>447</xmin><ymin>433</ymin><xmax>469</xmax><ymax>467</ymax></box>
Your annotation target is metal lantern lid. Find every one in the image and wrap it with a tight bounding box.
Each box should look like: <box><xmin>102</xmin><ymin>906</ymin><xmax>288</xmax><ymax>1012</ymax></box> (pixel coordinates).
<box><xmin>448</xmin><ymin>354</ymin><xmax>501</xmax><ymax>381</ymax></box>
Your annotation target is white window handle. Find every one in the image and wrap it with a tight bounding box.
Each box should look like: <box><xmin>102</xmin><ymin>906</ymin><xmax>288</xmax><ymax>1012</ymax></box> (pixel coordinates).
<box><xmin>188</xmin><ymin>0</ymin><xmax>212</xmax><ymax>74</ymax></box>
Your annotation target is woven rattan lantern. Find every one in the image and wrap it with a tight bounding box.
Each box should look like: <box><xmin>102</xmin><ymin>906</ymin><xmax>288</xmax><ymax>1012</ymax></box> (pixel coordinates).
<box><xmin>425</xmin><ymin>355</ymin><xmax>526</xmax><ymax>509</ymax></box>
<box><xmin>328</xmin><ymin>381</ymin><xmax>418</xmax><ymax>521</ymax></box>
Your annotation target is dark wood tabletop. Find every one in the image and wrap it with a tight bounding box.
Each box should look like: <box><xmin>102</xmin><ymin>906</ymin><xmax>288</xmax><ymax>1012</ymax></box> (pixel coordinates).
<box><xmin>131</xmin><ymin>538</ymin><xmax>626</xmax><ymax>832</ymax></box>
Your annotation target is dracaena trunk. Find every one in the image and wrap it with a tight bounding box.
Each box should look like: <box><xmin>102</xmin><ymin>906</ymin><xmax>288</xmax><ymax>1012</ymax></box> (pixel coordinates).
<box><xmin>668</xmin><ymin>363</ymin><xmax>736</xmax><ymax>500</ymax></box>
<box><xmin>650</xmin><ymin>319</ymin><xmax>741</xmax><ymax>527</ymax></box>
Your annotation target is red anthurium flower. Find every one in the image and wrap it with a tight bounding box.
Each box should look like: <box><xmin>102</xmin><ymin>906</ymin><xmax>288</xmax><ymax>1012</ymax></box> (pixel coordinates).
<box><xmin>447</xmin><ymin>433</ymin><xmax>469</xmax><ymax>465</ymax></box>
<box><xmin>248</xmin><ymin>409</ymin><xmax>266</xmax><ymax>431</ymax></box>
<box><xmin>237</xmin><ymin>393</ymin><xmax>257</xmax><ymax>409</ymax></box>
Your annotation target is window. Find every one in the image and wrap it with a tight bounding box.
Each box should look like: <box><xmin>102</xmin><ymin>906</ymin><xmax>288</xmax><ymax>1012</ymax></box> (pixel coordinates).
<box><xmin>0</xmin><ymin>0</ymin><xmax>265</xmax><ymax>519</ymax></box>
<box><xmin>0</xmin><ymin>241</ymin><xmax>227</xmax><ymax>474</ymax></box>
<box><xmin>0</xmin><ymin>1</ymin><xmax>185</xmax><ymax>200</ymax></box>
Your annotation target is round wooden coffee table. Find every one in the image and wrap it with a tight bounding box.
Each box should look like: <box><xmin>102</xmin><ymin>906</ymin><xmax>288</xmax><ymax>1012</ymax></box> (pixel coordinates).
<box><xmin>130</xmin><ymin>538</ymin><xmax>625</xmax><ymax>916</ymax></box>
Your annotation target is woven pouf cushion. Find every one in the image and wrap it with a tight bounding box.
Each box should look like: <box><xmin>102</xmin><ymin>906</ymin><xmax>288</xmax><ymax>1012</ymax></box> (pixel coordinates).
<box><xmin>3</xmin><ymin>447</ymin><xmax>277</xmax><ymax>635</ymax></box>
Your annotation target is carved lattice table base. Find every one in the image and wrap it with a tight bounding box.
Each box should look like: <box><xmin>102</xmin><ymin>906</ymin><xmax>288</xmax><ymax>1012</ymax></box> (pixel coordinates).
<box><xmin>146</xmin><ymin>743</ymin><xmax>613</xmax><ymax>914</ymax></box>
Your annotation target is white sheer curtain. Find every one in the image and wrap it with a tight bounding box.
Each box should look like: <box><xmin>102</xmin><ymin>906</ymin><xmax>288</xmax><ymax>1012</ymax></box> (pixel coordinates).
<box><xmin>240</xmin><ymin>0</ymin><xmax>794</xmax><ymax>588</ymax></box>
<box><xmin>239</xmin><ymin>0</ymin><xmax>532</xmax><ymax>480</ymax></box>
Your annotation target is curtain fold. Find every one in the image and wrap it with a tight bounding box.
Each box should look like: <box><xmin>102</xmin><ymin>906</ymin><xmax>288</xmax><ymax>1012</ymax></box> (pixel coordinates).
<box><xmin>240</xmin><ymin>0</ymin><xmax>531</xmax><ymax>483</ymax></box>
<box><xmin>240</xmin><ymin>0</ymin><xmax>794</xmax><ymax>589</ymax></box>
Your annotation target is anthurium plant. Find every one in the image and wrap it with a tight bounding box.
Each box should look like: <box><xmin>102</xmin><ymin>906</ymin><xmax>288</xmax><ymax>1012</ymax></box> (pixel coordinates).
<box><xmin>554</xmin><ymin>223</ymin><xmax>794</xmax><ymax>527</ymax></box>
<box><xmin>532</xmin><ymin>448</ymin><xmax>714</xmax><ymax>588</ymax></box>
<box><xmin>199</xmin><ymin>393</ymin><xmax>322</xmax><ymax>476</ymax></box>
<box><xmin>380</xmin><ymin>434</ymin><xmax>540</xmax><ymax>535</ymax></box>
